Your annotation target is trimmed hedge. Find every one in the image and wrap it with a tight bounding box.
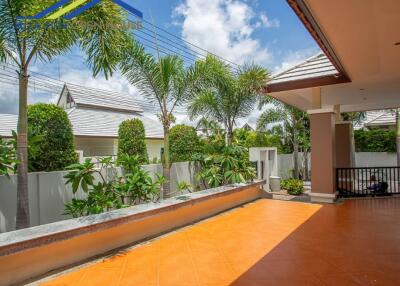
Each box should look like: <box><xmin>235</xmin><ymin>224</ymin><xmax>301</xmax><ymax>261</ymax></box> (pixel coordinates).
<box><xmin>28</xmin><ymin>104</ymin><xmax>78</xmax><ymax>172</ymax></box>
<box><xmin>354</xmin><ymin>129</ymin><xmax>396</xmax><ymax>152</ymax></box>
<box><xmin>170</xmin><ymin>124</ymin><xmax>201</xmax><ymax>162</ymax></box>
<box><xmin>118</xmin><ymin>119</ymin><xmax>148</xmax><ymax>164</ymax></box>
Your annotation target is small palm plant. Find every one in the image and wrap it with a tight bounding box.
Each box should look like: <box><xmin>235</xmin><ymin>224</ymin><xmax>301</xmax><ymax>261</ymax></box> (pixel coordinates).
<box><xmin>188</xmin><ymin>56</ymin><xmax>268</xmax><ymax>146</ymax></box>
<box><xmin>120</xmin><ymin>47</ymin><xmax>208</xmax><ymax>198</ymax></box>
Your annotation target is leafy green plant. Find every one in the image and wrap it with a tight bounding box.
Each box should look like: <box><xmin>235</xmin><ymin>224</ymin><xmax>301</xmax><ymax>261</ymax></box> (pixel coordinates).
<box><xmin>118</xmin><ymin>119</ymin><xmax>148</xmax><ymax>164</ymax></box>
<box><xmin>170</xmin><ymin>125</ymin><xmax>202</xmax><ymax>163</ymax></box>
<box><xmin>177</xmin><ymin>181</ymin><xmax>192</xmax><ymax>193</ymax></box>
<box><xmin>281</xmin><ymin>179</ymin><xmax>304</xmax><ymax>195</ymax></box>
<box><xmin>354</xmin><ymin>129</ymin><xmax>396</xmax><ymax>152</ymax></box>
<box><xmin>64</xmin><ymin>155</ymin><xmax>163</xmax><ymax>218</ymax></box>
<box><xmin>194</xmin><ymin>145</ymin><xmax>256</xmax><ymax>188</ymax></box>
<box><xmin>0</xmin><ymin>138</ymin><xmax>18</xmax><ymax>177</ymax></box>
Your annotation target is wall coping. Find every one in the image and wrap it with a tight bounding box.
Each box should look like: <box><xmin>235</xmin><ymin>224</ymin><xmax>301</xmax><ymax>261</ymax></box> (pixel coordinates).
<box><xmin>0</xmin><ymin>180</ymin><xmax>265</xmax><ymax>257</ymax></box>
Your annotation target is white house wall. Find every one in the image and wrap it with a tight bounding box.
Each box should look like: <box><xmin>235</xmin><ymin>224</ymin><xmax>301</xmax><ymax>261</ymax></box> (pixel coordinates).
<box><xmin>75</xmin><ymin>137</ymin><xmax>164</xmax><ymax>160</ymax></box>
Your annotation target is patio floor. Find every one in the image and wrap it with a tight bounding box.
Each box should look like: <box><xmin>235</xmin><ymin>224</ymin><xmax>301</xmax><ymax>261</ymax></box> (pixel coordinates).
<box><xmin>38</xmin><ymin>197</ymin><xmax>400</xmax><ymax>286</ymax></box>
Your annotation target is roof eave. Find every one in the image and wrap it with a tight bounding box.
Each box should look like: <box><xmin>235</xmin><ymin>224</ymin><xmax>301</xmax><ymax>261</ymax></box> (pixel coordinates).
<box><xmin>265</xmin><ymin>74</ymin><xmax>349</xmax><ymax>93</ymax></box>
<box><xmin>286</xmin><ymin>0</ymin><xmax>351</xmax><ymax>81</ymax></box>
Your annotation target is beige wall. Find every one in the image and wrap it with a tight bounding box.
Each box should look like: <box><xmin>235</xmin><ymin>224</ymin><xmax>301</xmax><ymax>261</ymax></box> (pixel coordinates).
<box><xmin>335</xmin><ymin>122</ymin><xmax>353</xmax><ymax>168</ymax></box>
<box><xmin>75</xmin><ymin>137</ymin><xmax>116</xmax><ymax>157</ymax></box>
<box><xmin>310</xmin><ymin>112</ymin><xmax>336</xmax><ymax>195</ymax></box>
<box><xmin>75</xmin><ymin>137</ymin><xmax>164</xmax><ymax>160</ymax></box>
<box><xmin>145</xmin><ymin>139</ymin><xmax>164</xmax><ymax>161</ymax></box>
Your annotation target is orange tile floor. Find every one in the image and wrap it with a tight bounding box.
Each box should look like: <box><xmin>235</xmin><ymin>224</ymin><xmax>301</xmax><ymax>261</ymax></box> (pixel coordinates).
<box><xmin>39</xmin><ymin>198</ymin><xmax>400</xmax><ymax>286</ymax></box>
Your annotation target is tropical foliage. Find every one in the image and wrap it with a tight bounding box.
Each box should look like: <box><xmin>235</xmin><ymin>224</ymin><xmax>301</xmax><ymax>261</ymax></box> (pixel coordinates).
<box><xmin>64</xmin><ymin>155</ymin><xmax>163</xmax><ymax>218</ymax></box>
<box><xmin>257</xmin><ymin>97</ymin><xmax>309</xmax><ymax>179</ymax></box>
<box><xmin>281</xmin><ymin>179</ymin><xmax>304</xmax><ymax>195</ymax></box>
<box><xmin>118</xmin><ymin>119</ymin><xmax>148</xmax><ymax>164</ymax></box>
<box><xmin>120</xmin><ymin>45</ymin><xmax>208</xmax><ymax>198</ymax></box>
<box><xmin>354</xmin><ymin>129</ymin><xmax>396</xmax><ymax>152</ymax></box>
<box><xmin>0</xmin><ymin>0</ymin><xmax>135</xmax><ymax>228</ymax></box>
<box><xmin>188</xmin><ymin>56</ymin><xmax>268</xmax><ymax>145</ymax></box>
<box><xmin>233</xmin><ymin>128</ymin><xmax>283</xmax><ymax>151</ymax></box>
<box><xmin>28</xmin><ymin>104</ymin><xmax>77</xmax><ymax>172</ymax></box>
<box><xmin>170</xmin><ymin>124</ymin><xmax>202</xmax><ymax>163</ymax></box>
<box><xmin>0</xmin><ymin>138</ymin><xmax>17</xmax><ymax>177</ymax></box>
<box><xmin>193</xmin><ymin>145</ymin><xmax>256</xmax><ymax>188</ymax></box>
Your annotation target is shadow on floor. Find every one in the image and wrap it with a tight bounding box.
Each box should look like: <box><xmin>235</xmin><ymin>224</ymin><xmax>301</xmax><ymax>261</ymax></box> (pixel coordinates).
<box><xmin>230</xmin><ymin>197</ymin><xmax>400</xmax><ymax>286</ymax></box>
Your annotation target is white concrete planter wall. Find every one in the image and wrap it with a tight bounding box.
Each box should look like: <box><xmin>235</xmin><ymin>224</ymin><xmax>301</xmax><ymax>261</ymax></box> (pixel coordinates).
<box><xmin>0</xmin><ymin>162</ymin><xmax>197</xmax><ymax>233</ymax></box>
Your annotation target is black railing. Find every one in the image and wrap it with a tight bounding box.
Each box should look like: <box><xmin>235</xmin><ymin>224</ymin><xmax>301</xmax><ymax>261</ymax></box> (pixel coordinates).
<box><xmin>336</xmin><ymin>167</ymin><xmax>400</xmax><ymax>197</ymax></box>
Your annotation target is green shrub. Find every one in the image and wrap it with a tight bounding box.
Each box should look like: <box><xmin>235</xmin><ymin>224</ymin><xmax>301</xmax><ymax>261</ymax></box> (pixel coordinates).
<box><xmin>170</xmin><ymin>124</ymin><xmax>202</xmax><ymax>162</ymax></box>
<box><xmin>118</xmin><ymin>119</ymin><xmax>148</xmax><ymax>164</ymax></box>
<box><xmin>28</xmin><ymin>104</ymin><xmax>77</xmax><ymax>172</ymax></box>
<box><xmin>281</xmin><ymin>179</ymin><xmax>304</xmax><ymax>195</ymax></box>
<box><xmin>354</xmin><ymin>129</ymin><xmax>396</xmax><ymax>152</ymax></box>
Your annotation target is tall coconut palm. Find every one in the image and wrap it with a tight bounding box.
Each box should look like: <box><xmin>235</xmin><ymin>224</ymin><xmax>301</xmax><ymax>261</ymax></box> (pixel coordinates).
<box><xmin>257</xmin><ymin>97</ymin><xmax>308</xmax><ymax>179</ymax></box>
<box><xmin>120</xmin><ymin>46</ymin><xmax>207</xmax><ymax>198</ymax></box>
<box><xmin>0</xmin><ymin>0</ymin><xmax>134</xmax><ymax>229</ymax></box>
<box><xmin>188</xmin><ymin>56</ymin><xmax>268</xmax><ymax>145</ymax></box>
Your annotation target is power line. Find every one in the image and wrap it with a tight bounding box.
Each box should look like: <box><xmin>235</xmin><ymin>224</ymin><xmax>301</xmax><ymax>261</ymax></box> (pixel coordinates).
<box><xmin>127</xmin><ymin>13</ymin><xmax>240</xmax><ymax>68</ymax></box>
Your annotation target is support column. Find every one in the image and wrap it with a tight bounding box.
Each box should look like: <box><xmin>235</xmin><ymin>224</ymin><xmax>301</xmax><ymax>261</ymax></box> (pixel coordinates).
<box><xmin>308</xmin><ymin>108</ymin><xmax>337</xmax><ymax>203</ymax></box>
<box><xmin>335</xmin><ymin>121</ymin><xmax>354</xmax><ymax>168</ymax></box>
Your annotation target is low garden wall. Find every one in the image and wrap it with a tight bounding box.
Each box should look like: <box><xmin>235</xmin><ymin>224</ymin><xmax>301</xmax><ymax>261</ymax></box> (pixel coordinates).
<box><xmin>278</xmin><ymin>152</ymin><xmax>397</xmax><ymax>179</ymax></box>
<box><xmin>0</xmin><ymin>180</ymin><xmax>264</xmax><ymax>286</ymax></box>
<box><xmin>0</xmin><ymin>162</ymin><xmax>196</xmax><ymax>233</ymax></box>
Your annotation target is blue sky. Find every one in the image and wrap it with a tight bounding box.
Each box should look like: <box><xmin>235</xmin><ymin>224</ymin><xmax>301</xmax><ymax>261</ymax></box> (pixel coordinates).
<box><xmin>0</xmin><ymin>0</ymin><xmax>320</xmax><ymax>122</ymax></box>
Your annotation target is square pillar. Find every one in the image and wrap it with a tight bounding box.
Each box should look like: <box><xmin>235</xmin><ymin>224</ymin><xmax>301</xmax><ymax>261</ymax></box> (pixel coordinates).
<box><xmin>308</xmin><ymin>108</ymin><xmax>337</xmax><ymax>203</ymax></box>
<box><xmin>335</xmin><ymin>122</ymin><xmax>354</xmax><ymax>168</ymax></box>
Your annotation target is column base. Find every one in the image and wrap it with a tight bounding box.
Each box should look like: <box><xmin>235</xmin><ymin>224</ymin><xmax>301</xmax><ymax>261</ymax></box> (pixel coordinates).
<box><xmin>309</xmin><ymin>192</ymin><xmax>337</xmax><ymax>204</ymax></box>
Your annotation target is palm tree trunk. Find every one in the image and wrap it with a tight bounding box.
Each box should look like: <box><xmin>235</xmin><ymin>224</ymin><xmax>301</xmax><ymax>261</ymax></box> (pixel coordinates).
<box><xmin>293</xmin><ymin>141</ymin><xmax>299</xmax><ymax>179</ymax></box>
<box><xmin>225</xmin><ymin>123</ymin><xmax>233</xmax><ymax>146</ymax></box>
<box><xmin>396</xmin><ymin>108</ymin><xmax>400</xmax><ymax>167</ymax></box>
<box><xmin>162</xmin><ymin>125</ymin><xmax>171</xmax><ymax>198</ymax></box>
<box><xmin>16</xmin><ymin>68</ymin><xmax>30</xmax><ymax>229</ymax></box>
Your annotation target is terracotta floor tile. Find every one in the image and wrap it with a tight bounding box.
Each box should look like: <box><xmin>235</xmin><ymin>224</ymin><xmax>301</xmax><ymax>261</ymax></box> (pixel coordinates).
<box><xmin>39</xmin><ymin>198</ymin><xmax>400</xmax><ymax>286</ymax></box>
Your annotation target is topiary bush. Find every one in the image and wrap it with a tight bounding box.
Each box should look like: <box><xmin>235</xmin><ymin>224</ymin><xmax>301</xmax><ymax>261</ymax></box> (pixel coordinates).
<box><xmin>281</xmin><ymin>179</ymin><xmax>304</xmax><ymax>195</ymax></box>
<box><xmin>170</xmin><ymin>124</ymin><xmax>202</xmax><ymax>163</ymax></box>
<box><xmin>28</xmin><ymin>104</ymin><xmax>78</xmax><ymax>172</ymax></box>
<box><xmin>118</xmin><ymin>119</ymin><xmax>148</xmax><ymax>164</ymax></box>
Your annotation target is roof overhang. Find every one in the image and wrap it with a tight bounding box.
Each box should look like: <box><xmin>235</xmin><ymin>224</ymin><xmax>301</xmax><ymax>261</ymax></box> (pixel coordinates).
<box><xmin>265</xmin><ymin>0</ymin><xmax>400</xmax><ymax>112</ymax></box>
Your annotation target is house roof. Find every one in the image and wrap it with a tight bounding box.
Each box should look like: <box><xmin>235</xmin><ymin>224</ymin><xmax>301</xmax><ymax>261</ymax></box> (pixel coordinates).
<box><xmin>60</xmin><ymin>84</ymin><xmax>144</xmax><ymax>113</ymax></box>
<box><xmin>0</xmin><ymin>109</ymin><xmax>164</xmax><ymax>140</ymax></box>
<box><xmin>268</xmin><ymin>53</ymin><xmax>339</xmax><ymax>85</ymax></box>
<box><xmin>67</xmin><ymin>107</ymin><xmax>164</xmax><ymax>139</ymax></box>
<box><xmin>354</xmin><ymin>110</ymin><xmax>396</xmax><ymax>130</ymax></box>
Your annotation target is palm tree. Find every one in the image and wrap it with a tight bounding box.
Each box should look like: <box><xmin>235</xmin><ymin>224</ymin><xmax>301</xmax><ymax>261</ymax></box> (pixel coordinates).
<box><xmin>188</xmin><ymin>56</ymin><xmax>268</xmax><ymax>146</ymax></box>
<box><xmin>120</xmin><ymin>47</ymin><xmax>207</xmax><ymax>198</ymax></box>
<box><xmin>0</xmin><ymin>0</ymin><xmax>134</xmax><ymax>229</ymax></box>
<box><xmin>257</xmin><ymin>98</ymin><xmax>308</xmax><ymax>179</ymax></box>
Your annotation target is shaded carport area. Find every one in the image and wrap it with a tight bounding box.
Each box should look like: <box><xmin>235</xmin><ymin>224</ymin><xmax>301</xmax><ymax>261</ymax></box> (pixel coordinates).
<box><xmin>266</xmin><ymin>0</ymin><xmax>400</xmax><ymax>203</ymax></box>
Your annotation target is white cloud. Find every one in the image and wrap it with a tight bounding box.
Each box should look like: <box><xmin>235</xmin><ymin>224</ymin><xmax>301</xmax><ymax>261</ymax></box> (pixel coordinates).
<box><xmin>173</xmin><ymin>0</ymin><xmax>272</xmax><ymax>65</ymax></box>
<box><xmin>61</xmin><ymin>70</ymin><xmax>140</xmax><ymax>96</ymax></box>
<box><xmin>257</xmin><ymin>13</ymin><xmax>280</xmax><ymax>28</ymax></box>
